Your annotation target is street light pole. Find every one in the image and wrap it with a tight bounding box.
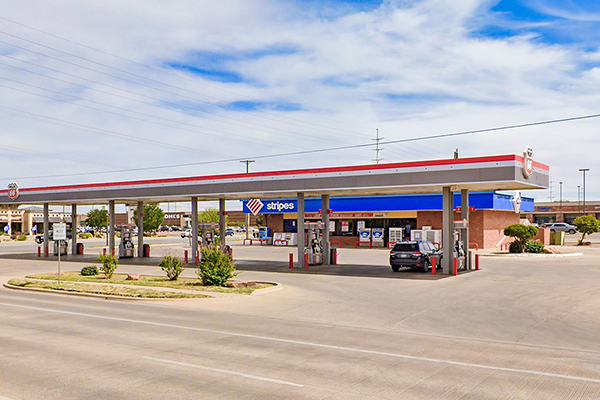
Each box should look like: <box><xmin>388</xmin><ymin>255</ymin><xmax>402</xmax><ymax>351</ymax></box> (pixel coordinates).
<box><xmin>559</xmin><ymin>181</ymin><xmax>563</xmax><ymax>222</ymax></box>
<box><xmin>240</xmin><ymin>160</ymin><xmax>255</xmax><ymax>240</ymax></box>
<box><xmin>579</xmin><ymin>168</ymin><xmax>589</xmax><ymax>215</ymax></box>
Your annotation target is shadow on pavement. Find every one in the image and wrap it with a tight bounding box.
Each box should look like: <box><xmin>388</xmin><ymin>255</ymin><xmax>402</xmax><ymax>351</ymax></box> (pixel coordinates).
<box><xmin>0</xmin><ymin>253</ymin><xmax>466</xmax><ymax>280</ymax></box>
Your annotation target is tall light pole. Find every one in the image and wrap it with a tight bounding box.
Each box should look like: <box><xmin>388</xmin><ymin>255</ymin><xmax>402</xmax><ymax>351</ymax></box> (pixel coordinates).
<box><xmin>559</xmin><ymin>181</ymin><xmax>563</xmax><ymax>222</ymax></box>
<box><xmin>578</xmin><ymin>185</ymin><xmax>581</xmax><ymax>214</ymax></box>
<box><xmin>240</xmin><ymin>160</ymin><xmax>255</xmax><ymax>240</ymax></box>
<box><xmin>579</xmin><ymin>168</ymin><xmax>589</xmax><ymax>215</ymax></box>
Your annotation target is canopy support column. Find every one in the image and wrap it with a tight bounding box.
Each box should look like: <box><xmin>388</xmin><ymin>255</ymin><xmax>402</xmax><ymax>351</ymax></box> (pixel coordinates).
<box><xmin>297</xmin><ymin>192</ymin><xmax>305</xmax><ymax>267</ymax></box>
<box><xmin>442</xmin><ymin>187</ymin><xmax>454</xmax><ymax>274</ymax></box>
<box><xmin>43</xmin><ymin>203</ymin><xmax>49</xmax><ymax>257</ymax></box>
<box><xmin>191</xmin><ymin>197</ymin><xmax>198</xmax><ymax>264</ymax></box>
<box><xmin>219</xmin><ymin>198</ymin><xmax>226</xmax><ymax>248</ymax></box>
<box><xmin>461</xmin><ymin>189</ymin><xmax>470</xmax><ymax>270</ymax></box>
<box><xmin>321</xmin><ymin>195</ymin><xmax>330</xmax><ymax>264</ymax></box>
<box><xmin>109</xmin><ymin>200</ymin><xmax>115</xmax><ymax>256</ymax></box>
<box><xmin>71</xmin><ymin>204</ymin><xmax>77</xmax><ymax>255</ymax></box>
<box><xmin>137</xmin><ymin>201</ymin><xmax>144</xmax><ymax>257</ymax></box>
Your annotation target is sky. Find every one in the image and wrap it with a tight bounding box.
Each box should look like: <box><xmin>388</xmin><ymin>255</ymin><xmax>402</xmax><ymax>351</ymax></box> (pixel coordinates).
<box><xmin>1</xmin><ymin>0</ymin><xmax>600</xmax><ymax>207</ymax></box>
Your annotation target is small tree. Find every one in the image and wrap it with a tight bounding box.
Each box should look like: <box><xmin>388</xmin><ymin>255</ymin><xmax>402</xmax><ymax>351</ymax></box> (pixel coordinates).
<box><xmin>504</xmin><ymin>224</ymin><xmax>538</xmax><ymax>253</ymax></box>
<box><xmin>199</xmin><ymin>207</ymin><xmax>229</xmax><ymax>225</ymax></box>
<box><xmin>86</xmin><ymin>209</ymin><xmax>107</xmax><ymax>234</ymax></box>
<box><xmin>159</xmin><ymin>255</ymin><xmax>185</xmax><ymax>281</ymax></box>
<box><xmin>133</xmin><ymin>203</ymin><xmax>164</xmax><ymax>233</ymax></box>
<box><xmin>197</xmin><ymin>246</ymin><xmax>238</xmax><ymax>286</ymax></box>
<box><xmin>573</xmin><ymin>216</ymin><xmax>600</xmax><ymax>245</ymax></box>
<box><xmin>97</xmin><ymin>254</ymin><xmax>118</xmax><ymax>279</ymax></box>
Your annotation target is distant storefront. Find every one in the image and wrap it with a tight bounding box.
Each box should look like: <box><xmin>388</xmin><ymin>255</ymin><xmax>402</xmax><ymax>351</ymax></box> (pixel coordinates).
<box><xmin>524</xmin><ymin>201</ymin><xmax>600</xmax><ymax>225</ymax></box>
<box><xmin>243</xmin><ymin>192</ymin><xmax>533</xmax><ymax>249</ymax></box>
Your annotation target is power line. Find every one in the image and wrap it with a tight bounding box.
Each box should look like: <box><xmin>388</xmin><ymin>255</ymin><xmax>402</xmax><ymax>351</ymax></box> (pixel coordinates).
<box><xmin>7</xmin><ymin>112</ymin><xmax>600</xmax><ymax>181</ymax></box>
<box><xmin>0</xmin><ymin>30</ymin><xmax>369</xmax><ymax>141</ymax></box>
<box><xmin>0</xmin><ymin>16</ymin><xmax>374</xmax><ymax>135</ymax></box>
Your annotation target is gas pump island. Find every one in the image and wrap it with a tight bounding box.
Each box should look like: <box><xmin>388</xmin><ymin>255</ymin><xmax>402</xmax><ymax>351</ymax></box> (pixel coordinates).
<box><xmin>304</xmin><ymin>222</ymin><xmax>324</xmax><ymax>265</ymax></box>
<box><xmin>118</xmin><ymin>226</ymin><xmax>135</xmax><ymax>258</ymax></box>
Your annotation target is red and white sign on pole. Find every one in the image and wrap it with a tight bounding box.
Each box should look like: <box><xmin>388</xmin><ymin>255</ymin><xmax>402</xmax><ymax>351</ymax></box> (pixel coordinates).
<box><xmin>7</xmin><ymin>182</ymin><xmax>18</xmax><ymax>200</ymax></box>
<box><xmin>247</xmin><ymin>199</ymin><xmax>264</xmax><ymax>215</ymax></box>
<box><xmin>523</xmin><ymin>146</ymin><xmax>534</xmax><ymax>178</ymax></box>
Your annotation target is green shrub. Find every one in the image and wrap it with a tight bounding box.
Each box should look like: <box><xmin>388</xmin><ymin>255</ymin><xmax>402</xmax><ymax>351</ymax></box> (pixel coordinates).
<box><xmin>509</xmin><ymin>241</ymin><xmax>521</xmax><ymax>253</ymax></box>
<box><xmin>197</xmin><ymin>247</ymin><xmax>238</xmax><ymax>286</ymax></box>
<box><xmin>159</xmin><ymin>255</ymin><xmax>185</xmax><ymax>281</ymax></box>
<box><xmin>97</xmin><ymin>254</ymin><xmax>118</xmax><ymax>279</ymax></box>
<box><xmin>504</xmin><ymin>224</ymin><xmax>538</xmax><ymax>253</ymax></box>
<box><xmin>573</xmin><ymin>215</ymin><xmax>600</xmax><ymax>245</ymax></box>
<box><xmin>78</xmin><ymin>233</ymin><xmax>93</xmax><ymax>239</ymax></box>
<box><xmin>16</xmin><ymin>234</ymin><xmax>27</xmax><ymax>241</ymax></box>
<box><xmin>81</xmin><ymin>265</ymin><xmax>99</xmax><ymax>276</ymax></box>
<box><xmin>524</xmin><ymin>241</ymin><xmax>545</xmax><ymax>253</ymax></box>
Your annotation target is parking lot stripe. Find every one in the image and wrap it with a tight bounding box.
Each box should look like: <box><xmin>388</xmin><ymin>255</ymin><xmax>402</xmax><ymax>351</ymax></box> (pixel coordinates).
<box><xmin>3</xmin><ymin>301</ymin><xmax>600</xmax><ymax>385</ymax></box>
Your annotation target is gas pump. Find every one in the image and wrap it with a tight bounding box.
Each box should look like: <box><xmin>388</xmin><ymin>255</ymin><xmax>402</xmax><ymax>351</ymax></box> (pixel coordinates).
<box><xmin>453</xmin><ymin>219</ymin><xmax>468</xmax><ymax>270</ymax></box>
<box><xmin>199</xmin><ymin>223</ymin><xmax>218</xmax><ymax>247</ymax></box>
<box><xmin>304</xmin><ymin>222</ymin><xmax>324</xmax><ymax>265</ymax></box>
<box><xmin>118</xmin><ymin>226</ymin><xmax>135</xmax><ymax>258</ymax></box>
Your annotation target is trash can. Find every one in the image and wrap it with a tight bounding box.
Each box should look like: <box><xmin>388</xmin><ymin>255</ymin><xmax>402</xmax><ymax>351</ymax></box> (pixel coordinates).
<box><xmin>143</xmin><ymin>244</ymin><xmax>150</xmax><ymax>257</ymax></box>
<box><xmin>76</xmin><ymin>242</ymin><xmax>84</xmax><ymax>255</ymax></box>
<box><xmin>330</xmin><ymin>248</ymin><xmax>337</xmax><ymax>265</ymax></box>
<box><xmin>550</xmin><ymin>231</ymin><xmax>565</xmax><ymax>245</ymax></box>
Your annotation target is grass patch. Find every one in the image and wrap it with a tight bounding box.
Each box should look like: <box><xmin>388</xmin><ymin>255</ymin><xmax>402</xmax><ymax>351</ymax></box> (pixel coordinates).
<box><xmin>7</xmin><ymin>278</ymin><xmax>210</xmax><ymax>298</ymax></box>
<box><xmin>23</xmin><ymin>272</ymin><xmax>274</xmax><ymax>295</ymax></box>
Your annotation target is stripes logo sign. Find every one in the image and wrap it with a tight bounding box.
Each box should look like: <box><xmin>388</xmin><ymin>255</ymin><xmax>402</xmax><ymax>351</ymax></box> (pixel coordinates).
<box><xmin>247</xmin><ymin>199</ymin><xmax>264</xmax><ymax>215</ymax></box>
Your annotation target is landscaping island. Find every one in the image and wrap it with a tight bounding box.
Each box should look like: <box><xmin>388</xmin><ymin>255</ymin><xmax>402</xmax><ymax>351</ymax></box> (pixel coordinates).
<box><xmin>6</xmin><ymin>272</ymin><xmax>275</xmax><ymax>299</ymax></box>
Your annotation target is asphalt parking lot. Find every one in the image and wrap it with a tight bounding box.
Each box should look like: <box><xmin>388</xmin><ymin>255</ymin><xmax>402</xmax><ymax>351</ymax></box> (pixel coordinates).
<box><xmin>2</xmin><ymin>236</ymin><xmax>600</xmax><ymax>398</ymax></box>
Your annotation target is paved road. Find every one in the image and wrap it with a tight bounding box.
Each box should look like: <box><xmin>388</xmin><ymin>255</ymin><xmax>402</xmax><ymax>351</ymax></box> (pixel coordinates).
<box><xmin>1</xmin><ymin>245</ymin><xmax>600</xmax><ymax>398</ymax></box>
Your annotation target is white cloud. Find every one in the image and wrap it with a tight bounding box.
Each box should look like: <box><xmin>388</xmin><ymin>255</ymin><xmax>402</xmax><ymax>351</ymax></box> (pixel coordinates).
<box><xmin>0</xmin><ymin>0</ymin><xmax>599</xmax><ymax>201</ymax></box>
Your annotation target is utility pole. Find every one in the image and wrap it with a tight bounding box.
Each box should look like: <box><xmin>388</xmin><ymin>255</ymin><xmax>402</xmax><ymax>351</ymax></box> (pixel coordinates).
<box><xmin>372</xmin><ymin>128</ymin><xmax>383</xmax><ymax>164</ymax></box>
<box><xmin>240</xmin><ymin>160</ymin><xmax>255</xmax><ymax>240</ymax></box>
<box><xmin>579</xmin><ymin>168</ymin><xmax>589</xmax><ymax>215</ymax></box>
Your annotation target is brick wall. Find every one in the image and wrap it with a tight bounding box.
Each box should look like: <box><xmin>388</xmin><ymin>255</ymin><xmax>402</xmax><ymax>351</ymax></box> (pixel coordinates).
<box><xmin>417</xmin><ymin>209</ymin><xmax>521</xmax><ymax>249</ymax></box>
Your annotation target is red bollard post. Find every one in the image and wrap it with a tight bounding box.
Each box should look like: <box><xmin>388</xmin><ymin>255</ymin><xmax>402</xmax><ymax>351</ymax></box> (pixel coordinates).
<box><xmin>103</xmin><ymin>248</ymin><xmax>106</xmax><ymax>256</ymax></box>
<box><xmin>196</xmin><ymin>251</ymin><xmax>200</xmax><ymax>264</ymax></box>
<box><xmin>45</xmin><ymin>246</ymin><xmax>48</xmax><ymax>258</ymax></box>
<box><xmin>475</xmin><ymin>254</ymin><xmax>480</xmax><ymax>270</ymax></box>
<box><xmin>453</xmin><ymin>258</ymin><xmax>458</xmax><ymax>276</ymax></box>
<box><xmin>184</xmin><ymin>250</ymin><xmax>188</xmax><ymax>264</ymax></box>
<box><xmin>431</xmin><ymin>257</ymin><xmax>436</xmax><ymax>275</ymax></box>
<box><xmin>332</xmin><ymin>249</ymin><xmax>337</xmax><ymax>265</ymax></box>
<box><xmin>289</xmin><ymin>253</ymin><xmax>294</xmax><ymax>268</ymax></box>
<box><xmin>304</xmin><ymin>253</ymin><xmax>309</xmax><ymax>269</ymax></box>
<box><xmin>111</xmin><ymin>248</ymin><xmax>115</xmax><ymax>256</ymax></box>
<box><xmin>38</xmin><ymin>247</ymin><xmax>41</xmax><ymax>257</ymax></box>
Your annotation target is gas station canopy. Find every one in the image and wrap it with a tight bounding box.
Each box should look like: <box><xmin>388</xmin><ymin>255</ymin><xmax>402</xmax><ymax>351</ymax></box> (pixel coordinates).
<box><xmin>0</xmin><ymin>154</ymin><xmax>548</xmax><ymax>205</ymax></box>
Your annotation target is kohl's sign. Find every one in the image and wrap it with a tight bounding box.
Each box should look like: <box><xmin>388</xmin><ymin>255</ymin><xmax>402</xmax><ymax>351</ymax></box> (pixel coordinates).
<box><xmin>244</xmin><ymin>200</ymin><xmax>297</xmax><ymax>214</ymax></box>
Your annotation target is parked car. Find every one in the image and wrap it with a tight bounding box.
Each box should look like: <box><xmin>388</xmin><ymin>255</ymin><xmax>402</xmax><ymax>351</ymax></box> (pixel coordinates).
<box><xmin>181</xmin><ymin>229</ymin><xmax>192</xmax><ymax>238</ymax></box>
<box><xmin>169</xmin><ymin>226</ymin><xmax>182</xmax><ymax>231</ymax></box>
<box><xmin>35</xmin><ymin>230</ymin><xmax>73</xmax><ymax>244</ymax></box>
<box><xmin>543</xmin><ymin>222</ymin><xmax>577</xmax><ymax>234</ymax></box>
<box><xmin>389</xmin><ymin>240</ymin><xmax>441</xmax><ymax>273</ymax></box>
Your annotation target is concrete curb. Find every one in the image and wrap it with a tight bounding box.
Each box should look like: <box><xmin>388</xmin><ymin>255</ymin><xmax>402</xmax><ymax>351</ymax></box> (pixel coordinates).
<box><xmin>480</xmin><ymin>252</ymin><xmax>584</xmax><ymax>257</ymax></box>
<box><xmin>2</xmin><ymin>280</ymin><xmax>281</xmax><ymax>300</ymax></box>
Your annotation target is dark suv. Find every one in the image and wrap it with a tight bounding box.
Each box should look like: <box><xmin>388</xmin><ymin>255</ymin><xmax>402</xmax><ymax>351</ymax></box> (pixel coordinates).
<box><xmin>389</xmin><ymin>240</ymin><xmax>441</xmax><ymax>273</ymax></box>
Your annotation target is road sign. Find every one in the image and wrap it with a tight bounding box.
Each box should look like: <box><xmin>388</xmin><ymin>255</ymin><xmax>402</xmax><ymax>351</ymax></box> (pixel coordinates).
<box><xmin>54</xmin><ymin>223</ymin><xmax>67</xmax><ymax>240</ymax></box>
